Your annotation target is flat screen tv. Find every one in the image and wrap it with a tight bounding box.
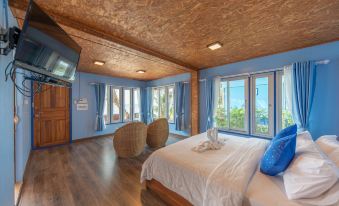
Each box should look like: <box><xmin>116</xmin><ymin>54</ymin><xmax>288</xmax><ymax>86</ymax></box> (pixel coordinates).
<box><xmin>14</xmin><ymin>0</ymin><xmax>81</xmax><ymax>85</ymax></box>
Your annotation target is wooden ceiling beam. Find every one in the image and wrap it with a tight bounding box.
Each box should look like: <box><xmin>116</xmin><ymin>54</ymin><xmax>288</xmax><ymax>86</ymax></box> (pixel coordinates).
<box><xmin>9</xmin><ymin>0</ymin><xmax>198</xmax><ymax>73</ymax></box>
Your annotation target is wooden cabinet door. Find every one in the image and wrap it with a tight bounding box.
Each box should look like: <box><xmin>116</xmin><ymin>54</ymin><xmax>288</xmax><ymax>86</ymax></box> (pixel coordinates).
<box><xmin>33</xmin><ymin>83</ymin><xmax>70</xmax><ymax>147</ymax></box>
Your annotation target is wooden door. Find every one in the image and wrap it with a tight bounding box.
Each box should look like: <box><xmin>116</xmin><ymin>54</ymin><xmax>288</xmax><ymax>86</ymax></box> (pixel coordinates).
<box><xmin>33</xmin><ymin>83</ymin><xmax>70</xmax><ymax>147</ymax></box>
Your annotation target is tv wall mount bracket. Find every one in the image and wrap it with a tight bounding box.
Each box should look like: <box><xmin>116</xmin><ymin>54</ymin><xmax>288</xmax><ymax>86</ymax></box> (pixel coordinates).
<box><xmin>0</xmin><ymin>26</ymin><xmax>21</xmax><ymax>56</ymax></box>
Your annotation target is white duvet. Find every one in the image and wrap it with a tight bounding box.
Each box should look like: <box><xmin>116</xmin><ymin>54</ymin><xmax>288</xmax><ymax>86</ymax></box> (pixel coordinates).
<box><xmin>141</xmin><ymin>132</ymin><xmax>268</xmax><ymax>206</ymax></box>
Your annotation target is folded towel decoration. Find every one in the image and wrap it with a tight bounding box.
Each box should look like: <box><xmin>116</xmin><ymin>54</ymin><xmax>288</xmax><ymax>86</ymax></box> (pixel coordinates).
<box><xmin>192</xmin><ymin>128</ymin><xmax>226</xmax><ymax>153</ymax></box>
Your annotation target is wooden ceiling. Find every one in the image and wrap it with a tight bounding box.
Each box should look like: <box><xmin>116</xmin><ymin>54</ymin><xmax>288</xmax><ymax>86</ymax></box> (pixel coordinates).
<box><xmin>9</xmin><ymin>0</ymin><xmax>339</xmax><ymax>80</ymax></box>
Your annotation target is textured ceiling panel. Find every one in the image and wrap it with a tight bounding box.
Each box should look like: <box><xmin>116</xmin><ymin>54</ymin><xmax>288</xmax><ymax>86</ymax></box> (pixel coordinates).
<box><xmin>10</xmin><ymin>0</ymin><xmax>339</xmax><ymax>74</ymax></box>
<box><xmin>10</xmin><ymin>5</ymin><xmax>190</xmax><ymax>81</ymax></box>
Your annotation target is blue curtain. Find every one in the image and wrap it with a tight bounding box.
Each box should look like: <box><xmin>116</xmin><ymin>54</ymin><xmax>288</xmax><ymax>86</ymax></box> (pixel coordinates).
<box><xmin>146</xmin><ymin>87</ymin><xmax>153</xmax><ymax>124</ymax></box>
<box><xmin>292</xmin><ymin>61</ymin><xmax>316</xmax><ymax>131</ymax></box>
<box><xmin>140</xmin><ymin>87</ymin><xmax>147</xmax><ymax>123</ymax></box>
<box><xmin>206</xmin><ymin>78</ymin><xmax>215</xmax><ymax>129</ymax></box>
<box><xmin>182</xmin><ymin>83</ymin><xmax>191</xmax><ymax>131</ymax></box>
<box><xmin>94</xmin><ymin>83</ymin><xmax>106</xmax><ymax>131</ymax></box>
<box><xmin>175</xmin><ymin>82</ymin><xmax>184</xmax><ymax>130</ymax></box>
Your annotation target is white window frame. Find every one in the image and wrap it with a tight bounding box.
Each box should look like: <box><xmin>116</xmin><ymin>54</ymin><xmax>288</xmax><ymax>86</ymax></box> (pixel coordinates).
<box><xmin>132</xmin><ymin>88</ymin><xmax>141</xmax><ymax>122</ymax></box>
<box><xmin>217</xmin><ymin>76</ymin><xmax>249</xmax><ymax>134</ymax></box>
<box><xmin>151</xmin><ymin>84</ymin><xmax>175</xmax><ymax>123</ymax></box>
<box><xmin>250</xmin><ymin>73</ymin><xmax>275</xmax><ymax>137</ymax></box>
<box><xmin>123</xmin><ymin>88</ymin><xmax>132</xmax><ymax>122</ymax></box>
<box><xmin>105</xmin><ymin>86</ymin><xmax>141</xmax><ymax>124</ymax></box>
<box><xmin>276</xmin><ymin>70</ymin><xmax>294</xmax><ymax>132</ymax></box>
<box><xmin>111</xmin><ymin>87</ymin><xmax>122</xmax><ymax>123</ymax></box>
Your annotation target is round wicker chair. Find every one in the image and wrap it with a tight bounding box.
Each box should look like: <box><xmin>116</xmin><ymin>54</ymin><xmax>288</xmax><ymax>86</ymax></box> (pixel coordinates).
<box><xmin>147</xmin><ymin>118</ymin><xmax>169</xmax><ymax>148</ymax></box>
<box><xmin>113</xmin><ymin>122</ymin><xmax>147</xmax><ymax>158</ymax></box>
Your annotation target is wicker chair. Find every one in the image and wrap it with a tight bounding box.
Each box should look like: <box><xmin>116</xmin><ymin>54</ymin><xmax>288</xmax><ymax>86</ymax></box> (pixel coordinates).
<box><xmin>113</xmin><ymin>122</ymin><xmax>147</xmax><ymax>158</ymax></box>
<box><xmin>147</xmin><ymin>118</ymin><xmax>169</xmax><ymax>148</ymax></box>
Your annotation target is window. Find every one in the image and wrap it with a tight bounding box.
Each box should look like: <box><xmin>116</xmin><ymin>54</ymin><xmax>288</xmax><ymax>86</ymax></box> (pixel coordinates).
<box><xmin>104</xmin><ymin>86</ymin><xmax>110</xmax><ymax>123</ymax></box>
<box><xmin>168</xmin><ymin>86</ymin><xmax>175</xmax><ymax>122</ymax></box>
<box><xmin>152</xmin><ymin>88</ymin><xmax>160</xmax><ymax>119</ymax></box>
<box><xmin>123</xmin><ymin>89</ymin><xmax>132</xmax><ymax>122</ymax></box>
<box><xmin>133</xmin><ymin>88</ymin><xmax>141</xmax><ymax>121</ymax></box>
<box><xmin>277</xmin><ymin>69</ymin><xmax>294</xmax><ymax>131</ymax></box>
<box><xmin>111</xmin><ymin>87</ymin><xmax>122</xmax><ymax>122</ymax></box>
<box><xmin>215</xmin><ymin>69</ymin><xmax>295</xmax><ymax>138</ymax></box>
<box><xmin>105</xmin><ymin>86</ymin><xmax>141</xmax><ymax>124</ymax></box>
<box><xmin>159</xmin><ymin>87</ymin><xmax>167</xmax><ymax>118</ymax></box>
<box><xmin>251</xmin><ymin>73</ymin><xmax>274</xmax><ymax>137</ymax></box>
<box><xmin>215</xmin><ymin>77</ymin><xmax>249</xmax><ymax>133</ymax></box>
<box><xmin>152</xmin><ymin>85</ymin><xmax>175</xmax><ymax>123</ymax></box>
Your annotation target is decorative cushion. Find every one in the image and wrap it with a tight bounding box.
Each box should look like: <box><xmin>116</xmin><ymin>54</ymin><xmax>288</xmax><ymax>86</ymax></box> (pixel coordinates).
<box><xmin>260</xmin><ymin>133</ymin><xmax>297</xmax><ymax>176</ymax></box>
<box><xmin>283</xmin><ymin>134</ymin><xmax>338</xmax><ymax>200</ymax></box>
<box><xmin>273</xmin><ymin>124</ymin><xmax>297</xmax><ymax>141</ymax></box>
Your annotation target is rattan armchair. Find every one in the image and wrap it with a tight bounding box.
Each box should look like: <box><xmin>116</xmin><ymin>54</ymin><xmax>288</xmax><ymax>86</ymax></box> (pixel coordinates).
<box><xmin>147</xmin><ymin>118</ymin><xmax>169</xmax><ymax>148</ymax></box>
<box><xmin>113</xmin><ymin>122</ymin><xmax>147</xmax><ymax>158</ymax></box>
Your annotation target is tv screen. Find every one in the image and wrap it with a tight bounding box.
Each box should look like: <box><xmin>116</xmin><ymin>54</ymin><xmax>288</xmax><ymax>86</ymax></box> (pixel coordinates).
<box><xmin>14</xmin><ymin>1</ymin><xmax>81</xmax><ymax>84</ymax></box>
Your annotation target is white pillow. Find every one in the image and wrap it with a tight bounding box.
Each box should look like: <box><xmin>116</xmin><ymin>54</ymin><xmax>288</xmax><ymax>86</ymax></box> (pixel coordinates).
<box><xmin>316</xmin><ymin>135</ymin><xmax>339</xmax><ymax>167</ymax></box>
<box><xmin>283</xmin><ymin>131</ymin><xmax>338</xmax><ymax>200</ymax></box>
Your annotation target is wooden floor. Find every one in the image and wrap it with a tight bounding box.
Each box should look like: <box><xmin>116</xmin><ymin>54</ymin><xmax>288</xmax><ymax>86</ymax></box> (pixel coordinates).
<box><xmin>19</xmin><ymin>134</ymin><xmax>186</xmax><ymax>206</ymax></box>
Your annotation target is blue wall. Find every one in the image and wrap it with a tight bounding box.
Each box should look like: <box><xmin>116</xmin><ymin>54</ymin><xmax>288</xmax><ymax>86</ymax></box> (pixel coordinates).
<box><xmin>309</xmin><ymin>58</ymin><xmax>339</xmax><ymax>139</ymax></box>
<box><xmin>72</xmin><ymin>72</ymin><xmax>146</xmax><ymax>140</ymax></box>
<box><xmin>146</xmin><ymin>73</ymin><xmax>191</xmax><ymax>136</ymax></box>
<box><xmin>199</xmin><ymin>41</ymin><xmax>339</xmax><ymax>139</ymax></box>
<box><xmin>15</xmin><ymin>70</ymin><xmax>31</xmax><ymax>182</ymax></box>
<box><xmin>0</xmin><ymin>1</ymin><xmax>16</xmax><ymax>205</ymax></box>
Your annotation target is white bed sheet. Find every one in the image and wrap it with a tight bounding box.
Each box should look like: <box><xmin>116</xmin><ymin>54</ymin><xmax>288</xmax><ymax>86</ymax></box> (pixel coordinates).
<box><xmin>141</xmin><ymin>132</ymin><xmax>268</xmax><ymax>205</ymax></box>
<box><xmin>245</xmin><ymin>169</ymin><xmax>301</xmax><ymax>206</ymax></box>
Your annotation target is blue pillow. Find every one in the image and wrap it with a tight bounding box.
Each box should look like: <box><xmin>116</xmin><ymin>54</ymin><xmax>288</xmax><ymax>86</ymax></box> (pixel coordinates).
<box><xmin>272</xmin><ymin>124</ymin><xmax>297</xmax><ymax>141</ymax></box>
<box><xmin>260</xmin><ymin>134</ymin><xmax>297</xmax><ymax>176</ymax></box>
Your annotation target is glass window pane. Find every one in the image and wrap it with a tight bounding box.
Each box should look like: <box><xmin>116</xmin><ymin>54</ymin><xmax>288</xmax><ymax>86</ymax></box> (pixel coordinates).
<box><xmin>229</xmin><ymin>79</ymin><xmax>246</xmax><ymax>131</ymax></box>
<box><xmin>215</xmin><ymin>81</ymin><xmax>228</xmax><ymax>128</ymax></box>
<box><xmin>152</xmin><ymin>88</ymin><xmax>159</xmax><ymax>119</ymax></box>
<box><xmin>254</xmin><ymin>77</ymin><xmax>269</xmax><ymax>135</ymax></box>
<box><xmin>123</xmin><ymin>89</ymin><xmax>131</xmax><ymax>122</ymax></box>
<box><xmin>281</xmin><ymin>74</ymin><xmax>294</xmax><ymax>129</ymax></box>
<box><xmin>104</xmin><ymin>86</ymin><xmax>110</xmax><ymax>124</ymax></box>
<box><xmin>159</xmin><ymin>88</ymin><xmax>167</xmax><ymax>118</ymax></box>
<box><xmin>111</xmin><ymin>88</ymin><xmax>121</xmax><ymax>122</ymax></box>
<box><xmin>168</xmin><ymin>86</ymin><xmax>175</xmax><ymax>122</ymax></box>
<box><xmin>133</xmin><ymin>88</ymin><xmax>140</xmax><ymax>121</ymax></box>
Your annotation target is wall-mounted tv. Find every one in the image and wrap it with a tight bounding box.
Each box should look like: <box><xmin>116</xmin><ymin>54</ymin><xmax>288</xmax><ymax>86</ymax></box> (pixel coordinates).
<box><xmin>14</xmin><ymin>0</ymin><xmax>81</xmax><ymax>85</ymax></box>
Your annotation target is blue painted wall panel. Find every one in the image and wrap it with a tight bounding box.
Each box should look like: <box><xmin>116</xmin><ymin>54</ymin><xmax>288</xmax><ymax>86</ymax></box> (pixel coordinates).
<box><xmin>15</xmin><ymin>70</ymin><xmax>31</xmax><ymax>182</ymax></box>
<box><xmin>0</xmin><ymin>1</ymin><xmax>16</xmax><ymax>205</ymax></box>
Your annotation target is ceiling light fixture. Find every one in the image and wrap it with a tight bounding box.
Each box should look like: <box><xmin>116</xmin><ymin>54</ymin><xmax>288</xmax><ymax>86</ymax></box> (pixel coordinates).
<box><xmin>136</xmin><ymin>70</ymin><xmax>146</xmax><ymax>74</ymax></box>
<box><xmin>207</xmin><ymin>42</ymin><xmax>223</xmax><ymax>50</ymax></box>
<box><xmin>94</xmin><ymin>61</ymin><xmax>105</xmax><ymax>66</ymax></box>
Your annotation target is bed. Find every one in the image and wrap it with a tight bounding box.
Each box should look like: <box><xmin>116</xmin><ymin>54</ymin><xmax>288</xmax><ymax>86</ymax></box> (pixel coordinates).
<box><xmin>141</xmin><ymin>132</ymin><xmax>338</xmax><ymax>206</ymax></box>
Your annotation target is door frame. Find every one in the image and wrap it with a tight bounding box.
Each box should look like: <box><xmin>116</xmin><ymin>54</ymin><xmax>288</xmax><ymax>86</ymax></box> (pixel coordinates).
<box><xmin>30</xmin><ymin>82</ymin><xmax>72</xmax><ymax>150</ymax></box>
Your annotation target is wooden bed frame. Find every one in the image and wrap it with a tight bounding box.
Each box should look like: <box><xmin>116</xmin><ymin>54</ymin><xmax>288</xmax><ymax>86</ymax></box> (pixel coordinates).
<box><xmin>146</xmin><ymin>179</ymin><xmax>192</xmax><ymax>206</ymax></box>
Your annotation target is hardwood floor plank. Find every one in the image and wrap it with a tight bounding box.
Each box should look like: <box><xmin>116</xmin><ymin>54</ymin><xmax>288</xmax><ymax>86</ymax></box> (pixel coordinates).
<box><xmin>19</xmin><ymin>135</ymin><xmax>185</xmax><ymax>206</ymax></box>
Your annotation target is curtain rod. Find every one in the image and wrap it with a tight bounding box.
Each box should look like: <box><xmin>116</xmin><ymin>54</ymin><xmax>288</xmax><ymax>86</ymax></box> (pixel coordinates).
<box><xmin>199</xmin><ymin>59</ymin><xmax>330</xmax><ymax>81</ymax></box>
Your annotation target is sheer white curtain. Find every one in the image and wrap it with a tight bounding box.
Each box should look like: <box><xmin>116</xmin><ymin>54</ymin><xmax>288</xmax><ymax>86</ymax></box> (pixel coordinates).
<box><xmin>213</xmin><ymin>77</ymin><xmax>221</xmax><ymax>128</ymax></box>
<box><xmin>284</xmin><ymin>65</ymin><xmax>293</xmax><ymax>117</ymax></box>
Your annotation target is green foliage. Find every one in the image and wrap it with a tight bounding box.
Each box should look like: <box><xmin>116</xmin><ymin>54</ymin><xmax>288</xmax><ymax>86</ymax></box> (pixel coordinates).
<box><xmin>215</xmin><ymin>107</ymin><xmax>228</xmax><ymax>128</ymax></box>
<box><xmin>282</xmin><ymin>110</ymin><xmax>294</xmax><ymax>129</ymax></box>
<box><xmin>255</xmin><ymin>108</ymin><xmax>269</xmax><ymax>134</ymax></box>
<box><xmin>230</xmin><ymin>107</ymin><xmax>245</xmax><ymax>129</ymax></box>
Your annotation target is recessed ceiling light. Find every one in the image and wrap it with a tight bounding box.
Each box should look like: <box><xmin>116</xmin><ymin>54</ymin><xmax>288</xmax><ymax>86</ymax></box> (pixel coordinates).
<box><xmin>94</xmin><ymin>61</ymin><xmax>105</xmax><ymax>66</ymax></box>
<box><xmin>136</xmin><ymin>70</ymin><xmax>146</xmax><ymax>74</ymax></box>
<box><xmin>207</xmin><ymin>42</ymin><xmax>223</xmax><ymax>50</ymax></box>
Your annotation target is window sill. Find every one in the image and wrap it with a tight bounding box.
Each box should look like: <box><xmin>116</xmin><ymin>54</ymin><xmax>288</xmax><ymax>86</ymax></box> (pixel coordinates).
<box><xmin>218</xmin><ymin>129</ymin><xmax>272</xmax><ymax>140</ymax></box>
